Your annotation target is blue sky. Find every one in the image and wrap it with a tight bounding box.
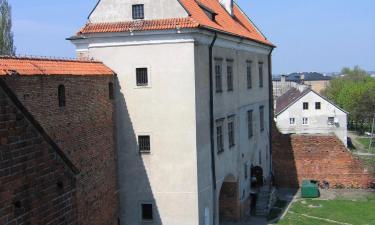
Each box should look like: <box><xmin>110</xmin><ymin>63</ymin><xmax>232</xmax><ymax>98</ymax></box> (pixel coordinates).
<box><xmin>9</xmin><ymin>0</ymin><xmax>375</xmax><ymax>74</ymax></box>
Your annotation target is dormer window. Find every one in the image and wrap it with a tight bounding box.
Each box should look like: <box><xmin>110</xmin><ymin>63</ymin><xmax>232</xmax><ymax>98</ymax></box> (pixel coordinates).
<box><xmin>132</xmin><ymin>4</ymin><xmax>144</xmax><ymax>20</ymax></box>
<box><xmin>197</xmin><ymin>2</ymin><xmax>217</xmax><ymax>21</ymax></box>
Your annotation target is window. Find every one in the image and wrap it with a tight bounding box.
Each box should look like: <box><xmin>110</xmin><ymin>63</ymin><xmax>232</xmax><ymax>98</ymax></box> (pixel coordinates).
<box><xmin>246</xmin><ymin>61</ymin><xmax>252</xmax><ymax>89</ymax></box>
<box><xmin>141</xmin><ymin>203</ymin><xmax>153</xmax><ymax>221</ymax></box>
<box><xmin>328</xmin><ymin>117</ymin><xmax>335</xmax><ymax>125</ymax></box>
<box><xmin>136</xmin><ymin>68</ymin><xmax>148</xmax><ymax>86</ymax></box>
<box><xmin>58</xmin><ymin>85</ymin><xmax>65</xmax><ymax>107</ymax></box>
<box><xmin>138</xmin><ymin>135</ymin><xmax>150</xmax><ymax>153</ymax></box>
<box><xmin>302</xmin><ymin>117</ymin><xmax>309</xmax><ymax>125</ymax></box>
<box><xmin>215</xmin><ymin>63</ymin><xmax>222</xmax><ymax>92</ymax></box>
<box><xmin>109</xmin><ymin>82</ymin><xmax>114</xmax><ymax>100</ymax></box>
<box><xmin>303</xmin><ymin>102</ymin><xmax>309</xmax><ymax>110</ymax></box>
<box><xmin>315</xmin><ymin>102</ymin><xmax>321</xmax><ymax>110</ymax></box>
<box><xmin>216</xmin><ymin>123</ymin><xmax>224</xmax><ymax>153</ymax></box>
<box><xmin>247</xmin><ymin>110</ymin><xmax>253</xmax><ymax>138</ymax></box>
<box><xmin>228</xmin><ymin>120</ymin><xmax>235</xmax><ymax>147</ymax></box>
<box><xmin>244</xmin><ymin>163</ymin><xmax>248</xmax><ymax>179</ymax></box>
<box><xmin>132</xmin><ymin>4</ymin><xmax>144</xmax><ymax>19</ymax></box>
<box><xmin>259</xmin><ymin>106</ymin><xmax>265</xmax><ymax>131</ymax></box>
<box><xmin>227</xmin><ymin>61</ymin><xmax>233</xmax><ymax>91</ymax></box>
<box><xmin>290</xmin><ymin>118</ymin><xmax>296</xmax><ymax>125</ymax></box>
<box><xmin>259</xmin><ymin>151</ymin><xmax>262</xmax><ymax>165</ymax></box>
<box><xmin>258</xmin><ymin>62</ymin><xmax>264</xmax><ymax>88</ymax></box>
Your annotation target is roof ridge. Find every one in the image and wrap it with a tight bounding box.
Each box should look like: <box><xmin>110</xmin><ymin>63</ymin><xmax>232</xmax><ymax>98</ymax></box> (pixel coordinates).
<box><xmin>0</xmin><ymin>55</ymin><xmax>101</xmax><ymax>64</ymax></box>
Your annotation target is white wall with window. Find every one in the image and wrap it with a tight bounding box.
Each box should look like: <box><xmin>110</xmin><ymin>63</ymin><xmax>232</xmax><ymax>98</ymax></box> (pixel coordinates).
<box><xmin>276</xmin><ymin>90</ymin><xmax>348</xmax><ymax>146</ymax></box>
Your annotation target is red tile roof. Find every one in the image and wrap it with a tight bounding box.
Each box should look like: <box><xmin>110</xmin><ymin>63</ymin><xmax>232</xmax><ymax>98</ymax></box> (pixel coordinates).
<box><xmin>0</xmin><ymin>56</ymin><xmax>114</xmax><ymax>76</ymax></box>
<box><xmin>78</xmin><ymin>1</ymin><xmax>274</xmax><ymax>46</ymax></box>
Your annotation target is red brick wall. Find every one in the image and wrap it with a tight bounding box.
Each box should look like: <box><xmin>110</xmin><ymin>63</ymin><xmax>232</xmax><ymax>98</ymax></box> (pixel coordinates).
<box><xmin>272</xmin><ymin>124</ymin><xmax>374</xmax><ymax>189</ymax></box>
<box><xmin>3</xmin><ymin>76</ymin><xmax>119</xmax><ymax>225</ymax></box>
<box><xmin>0</xmin><ymin>85</ymin><xmax>77</xmax><ymax>225</ymax></box>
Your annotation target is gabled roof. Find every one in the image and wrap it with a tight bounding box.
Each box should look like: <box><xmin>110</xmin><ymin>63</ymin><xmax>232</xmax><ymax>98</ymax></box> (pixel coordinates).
<box><xmin>275</xmin><ymin>88</ymin><xmax>348</xmax><ymax>116</ymax></box>
<box><xmin>0</xmin><ymin>56</ymin><xmax>114</xmax><ymax>76</ymax></box>
<box><xmin>77</xmin><ymin>0</ymin><xmax>274</xmax><ymax>47</ymax></box>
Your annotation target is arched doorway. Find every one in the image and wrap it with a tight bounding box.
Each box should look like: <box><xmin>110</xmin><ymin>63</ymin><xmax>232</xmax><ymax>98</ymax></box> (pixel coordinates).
<box><xmin>219</xmin><ymin>175</ymin><xmax>240</xmax><ymax>223</ymax></box>
<box><xmin>251</xmin><ymin>166</ymin><xmax>264</xmax><ymax>187</ymax></box>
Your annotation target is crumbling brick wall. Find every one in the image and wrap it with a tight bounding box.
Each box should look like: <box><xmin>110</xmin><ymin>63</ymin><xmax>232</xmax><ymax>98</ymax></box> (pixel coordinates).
<box><xmin>272</xmin><ymin>123</ymin><xmax>374</xmax><ymax>189</ymax></box>
<box><xmin>3</xmin><ymin>76</ymin><xmax>119</xmax><ymax>225</ymax></box>
<box><xmin>0</xmin><ymin>84</ymin><xmax>77</xmax><ymax>225</ymax></box>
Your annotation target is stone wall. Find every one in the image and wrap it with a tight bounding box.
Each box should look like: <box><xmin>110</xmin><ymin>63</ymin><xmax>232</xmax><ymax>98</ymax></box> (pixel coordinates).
<box><xmin>0</xmin><ymin>83</ymin><xmax>77</xmax><ymax>225</ymax></box>
<box><xmin>272</xmin><ymin>124</ymin><xmax>374</xmax><ymax>189</ymax></box>
<box><xmin>3</xmin><ymin>76</ymin><xmax>119</xmax><ymax>225</ymax></box>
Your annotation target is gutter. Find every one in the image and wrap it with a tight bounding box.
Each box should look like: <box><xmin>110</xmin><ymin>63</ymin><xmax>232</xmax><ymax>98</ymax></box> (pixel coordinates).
<box><xmin>209</xmin><ymin>32</ymin><xmax>218</xmax><ymax>225</ymax></box>
<box><xmin>268</xmin><ymin>47</ymin><xmax>275</xmax><ymax>177</ymax></box>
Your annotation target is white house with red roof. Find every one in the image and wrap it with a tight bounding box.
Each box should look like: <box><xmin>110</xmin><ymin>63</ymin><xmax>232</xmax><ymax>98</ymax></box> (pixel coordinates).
<box><xmin>70</xmin><ymin>0</ymin><xmax>274</xmax><ymax>224</ymax></box>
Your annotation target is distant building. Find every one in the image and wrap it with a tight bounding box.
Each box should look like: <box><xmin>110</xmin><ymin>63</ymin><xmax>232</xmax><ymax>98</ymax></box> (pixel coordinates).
<box><xmin>275</xmin><ymin>88</ymin><xmax>348</xmax><ymax>146</ymax></box>
<box><xmin>273</xmin><ymin>72</ymin><xmax>332</xmax><ymax>97</ymax></box>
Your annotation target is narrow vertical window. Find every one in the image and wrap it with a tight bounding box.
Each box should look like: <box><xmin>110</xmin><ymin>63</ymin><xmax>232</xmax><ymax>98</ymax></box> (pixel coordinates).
<box><xmin>215</xmin><ymin>62</ymin><xmax>222</xmax><ymax>93</ymax></box>
<box><xmin>302</xmin><ymin>117</ymin><xmax>309</xmax><ymax>125</ymax></box>
<box><xmin>58</xmin><ymin>85</ymin><xmax>65</xmax><ymax>107</ymax></box>
<box><xmin>136</xmin><ymin>68</ymin><xmax>148</xmax><ymax>86</ymax></box>
<box><xmin>141</xmin><ymin>203</ymin><xmax>153</xmax><ymax>222</ymax></box>
<box><xmin>259</xmin><ymin>106</ymin><xmax>265</xmax><ymax>131</ymax></box>
<box><xmin>247</xmin><ymin>110</ymin><xmax>253</xmax><ymax>138</ymax></box>
<box><xmin>258</xmin><ymin>62</ymin><xmax>264</xmax><ymax>88</ymax></box>
<box><xmin>228</xmin><ymin>120</ymin><xmax>235</xmax><ymax>147</ymax></box>
<box><xmin>246</xmin><ymin>61</ymin><xmax>252</xmax><ymax>89</ymax></box>
<box><xmin>132</xmin><ymin>4</ymin><xmax>144</xmax><ymax>19</ymax></box>
<box><xmin>244</xmin><ymin>163</ymin><xmax>248</xmax><ymax>179</ymax></box>
<box><xmin>290</xmin><ymin>118</ymin><xmax>296</xmax><ymax>125</ymax></box>
<box><xmin>303</xmin><ymin>102</ymin><xmax>309</xmax><ymax>110</ymax></box>
<box><xmin>108</xmin><ymin>82</ymin><xmax>114</xmax><ymax>100</ymax></box>
<box><xmin>138</xmin><ymin>135</ymin><xmax>151</xmax><ymax>153</ymax></box>
<box><xmin>227</xmin><ymin>61</ymin><xmax>233</xmax><ymax>91</ymax></box>
<box><xmin>259</xmin><ymin>151</ymin><xmax>262</xmax><ymax>165</ymax></box>
<box><xmin>216</xmin><ymin>122</ymin><xmax>224</xmax><ymax>153</ymax></box>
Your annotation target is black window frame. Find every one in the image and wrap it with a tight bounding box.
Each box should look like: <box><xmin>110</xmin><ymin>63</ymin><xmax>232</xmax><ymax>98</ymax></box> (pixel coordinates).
<box><xmin>216</xmin><ymin>123</ymin><xmax>224</xmax><ymax>153</ymax></box>
<box><xmin>227</xmin><ymin>61</ymin><xmax>234</xmax><ymax>92</ymax></box>
<box><xmin>141</xmin><ymin>203</ymin><xmax>153</xmax><ymax>222</ymax></box>
<box><xmin>258</xmin><ymin>62</ymin><xmax>264</xmax><ymax>88</ymax></box>
<box><xmin>246</xmin><ymin>61</ymin><xmax>252</xmax><ymax>89</ymax></box>
<box><xmin>247</xmin><ymin>110</ymin><xmax>253</xmax><ymax>138</ymax></box>
<box><xmin>315</xmin><ymin>102</ymin><xmax>321</xmax><ymax>110</ymax></box>
<box><xmin>259</xmin><ymin>106</ymin><xmax>265</xmax><ymax>132</ymax></box>
<box><xmin>132</xmin><ymin>4</ymin><xmax>144</xmax><ymax>20</ymax></box>
<box><xmin>138</xmin><ymin>135</ymin><xmax>151</xmax><ymax>153</ymax></box>
<box><xmin>303</xmin><ymin>102</ymin><xmax>309</xmax><ymax>110</ymax></box>
<box><xmin>136</xmin><ymin>68</ymin><xmax>148</xmax><ymax>86</ymax></box>
<box><xmin>215</xmin><ymin>62</ymin><xmax>223</xmax><ymax>93</ymax></box>
<box><xmin>58</xmin><ymin>84</ymin><xmax>66</xmax><ymax>107</ymax></box>
<box><xmin>228</xmin><ymin>120</ymin><xmax>235</xmax><ymax>147</ymax></box>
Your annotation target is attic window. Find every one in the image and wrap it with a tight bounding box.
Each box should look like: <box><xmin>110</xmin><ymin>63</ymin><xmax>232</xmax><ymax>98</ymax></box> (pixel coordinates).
<box><xmin>198</xmin><ymin>3</ymin><xmax>217</xmax><ymax>21</ymax></box>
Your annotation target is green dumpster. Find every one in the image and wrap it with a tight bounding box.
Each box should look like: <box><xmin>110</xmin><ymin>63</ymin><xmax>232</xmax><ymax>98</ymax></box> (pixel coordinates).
<box><xmin>301</xmin><ymin>180</ymin><xmax>320</xmax><ymax>198</ymax></box>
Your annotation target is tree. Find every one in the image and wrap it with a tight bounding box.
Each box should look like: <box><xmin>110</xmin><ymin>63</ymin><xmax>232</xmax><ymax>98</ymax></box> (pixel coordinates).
<box><xmin>0</xmin><ymin>0</ymin><xmax>15</xmax><ymax>55</ymax></box>
<box><xmin>322</xmin><ymin>66</ymin><xmax>375</xmax><ymax>132</ymax></box>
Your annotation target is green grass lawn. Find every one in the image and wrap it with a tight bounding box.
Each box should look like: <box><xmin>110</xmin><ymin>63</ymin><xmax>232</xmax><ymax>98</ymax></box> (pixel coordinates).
<box><xmin>276</xmin><ymin>195</ymin><xmax>375</xmax><ymax>225</ymax></box>
<box><xmin>357</xmin><ymin>137</ymin><xmax>375</xmax><ymax>153</ymax></box>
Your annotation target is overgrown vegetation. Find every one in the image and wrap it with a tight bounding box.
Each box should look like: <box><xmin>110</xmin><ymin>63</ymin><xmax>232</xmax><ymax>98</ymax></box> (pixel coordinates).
<box><xmin>0</xmin><ymin>0</ymin><xmax>15</xmax><ymax>55</ymax></box>
<box><xmin>322</xmin><ymin>66</ymin><xmax>375</xmax><ymax>134</ymax></box>
<box><xmin>277</xmin><ymin>196</ymin><xmax>375</xmax><ymax>225</ymax></box>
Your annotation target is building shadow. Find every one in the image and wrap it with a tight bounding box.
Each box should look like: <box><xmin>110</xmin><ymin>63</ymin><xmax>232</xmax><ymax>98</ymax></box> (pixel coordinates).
<box><xmin>114</xmin><ymin>78</ymin><xmax>162</xmax><ymax>225</ymax></box>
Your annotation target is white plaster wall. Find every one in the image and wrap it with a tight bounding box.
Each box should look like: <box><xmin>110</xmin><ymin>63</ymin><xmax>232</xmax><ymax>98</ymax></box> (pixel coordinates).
<box><xmin>85</xmin><ymin>41</ymin><xmax>199</xmax><ymax>225</ymax></box>
<box><xmin>89</xmin><ymin>0</ymin><xmax>188</xmax><ymax>23</ymax></box>
<box><xmin>194</xmin><ymin>39</ymin><xmax>272</xmax><ymax>224</ymax></box>
<box><xmin>276</xmin><ymin>91</ymin><xmax>348</xmax><ymax>146</ymax></box>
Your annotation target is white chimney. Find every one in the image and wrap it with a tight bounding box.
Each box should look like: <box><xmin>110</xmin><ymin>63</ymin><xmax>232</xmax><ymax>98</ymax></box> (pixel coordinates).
<box><xmin>219</xmin><ymin>0</ymin><xmax>234</xmax><ymax>15</ymax></box>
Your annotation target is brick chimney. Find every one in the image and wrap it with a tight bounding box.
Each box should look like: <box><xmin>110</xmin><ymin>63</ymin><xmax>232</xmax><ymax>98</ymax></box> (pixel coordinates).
<box><xmin>219</xmin><ymin>0</ymin><xmax>234</xmax><ymax>15</ymax></box>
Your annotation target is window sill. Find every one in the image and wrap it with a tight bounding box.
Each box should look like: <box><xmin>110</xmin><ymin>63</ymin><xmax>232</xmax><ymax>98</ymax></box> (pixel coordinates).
<box><xmin>139</xmin><ymin>151</ymin><xmax>151</xmax><ymax>154</ymax></box>
<box><xmin>229</xmin><ymin>144</ymin><xmax>236</xmax><ymax>148</ymax></box>
<box><xmin>217</xmin><ymin>150</ymin><xmax>224</xmax><ymax>155</ymax></box>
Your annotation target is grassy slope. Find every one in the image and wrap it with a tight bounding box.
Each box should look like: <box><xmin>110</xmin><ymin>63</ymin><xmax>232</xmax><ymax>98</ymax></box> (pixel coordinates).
<box><xmin>357</xmin><ymin>138</ymin><xmax>375</xmax><ymax>153</ymax></box>
<box><xmin>277</xmin><ymin>196</ymin><xmax>375</xmax><ymax>225</ymax></box>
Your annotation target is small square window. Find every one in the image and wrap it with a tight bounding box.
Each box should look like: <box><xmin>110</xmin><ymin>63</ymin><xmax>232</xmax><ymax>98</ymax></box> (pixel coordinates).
<box><xmin>290</xmin><ymin>118</ymin><xmax>295</xmax><ymax>125</ymax></box>
<box><xmin>328</xmin><ymin>117</ymin><xmax>335</xmax><ymax>125</ymax></box>
<box><xmin>138</xmin><ymin>136</ymin><xmax>150</xmax><ymax>153</ymax></box>
<box><xmin>315</xmin><ymin>102</ymin><xmax>321</xmax><ymax>110</ymax></box>
<box><xmin>302</xmin><ymin>117</ymin><xmax>309</xmax><ymax>125</ymax></box>
<box><xmin>136</xmin><ymin>68</ymin><xmax>148</xmax><ymax>86</ymax></box>
<box><xmin>132</xmin><ymin>4</ymin><xmax>144</xmax><ymax>20</ymax></box>
<box><xmin>141</xmin><ymin>203</ymin><xmax>153</xmax><ymax>221</ymax></box>
<box><xmin>303</xmin><ymin>102</ymin><xmax>309</xmax><ymax>110</ymax></box>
